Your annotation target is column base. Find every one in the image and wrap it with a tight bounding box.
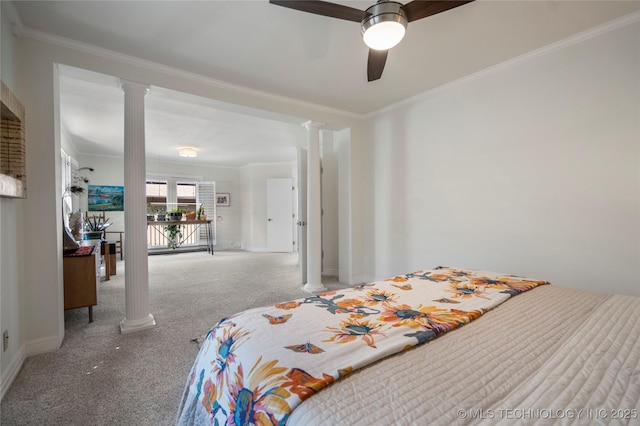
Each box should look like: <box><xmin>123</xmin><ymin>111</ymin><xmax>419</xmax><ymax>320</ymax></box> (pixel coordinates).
<box><xmin>120</xmin><ymin>314</ymin><xmax>156</xmax><ymax>334</ymax></box>
<box><xmin>303</xmin><ymin>282</ymin><xmax>327</xmax><ymax>293</ymax></box>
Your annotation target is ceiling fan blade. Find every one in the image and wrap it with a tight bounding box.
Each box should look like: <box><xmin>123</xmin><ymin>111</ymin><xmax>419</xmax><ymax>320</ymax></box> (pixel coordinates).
<box><xmin>367</xmin><ymin>49</ymin><xmax>388</xmax><ymax>82</ymax></box>
<box><xmin>269</xmin><ymin>1</ymin><xmax>367</xmax><ymax>22</ymax></box>
<box><xmin>403</xmin><ymin>0</ymin><xmax>475</xmax><ymax>22</ymax></box>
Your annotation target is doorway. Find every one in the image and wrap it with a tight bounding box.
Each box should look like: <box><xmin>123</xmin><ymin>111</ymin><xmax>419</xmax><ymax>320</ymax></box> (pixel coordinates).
<box><xmin>266</xmin><ymin>178</ymin><xmax>294</xmax><ymax>252</ymax></box>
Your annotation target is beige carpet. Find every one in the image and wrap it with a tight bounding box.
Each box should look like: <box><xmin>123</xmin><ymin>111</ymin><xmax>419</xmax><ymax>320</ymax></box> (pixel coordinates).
<box><xmin>1</xmin><ymin>250</ymin><xmax>346</xmax><ymax>426</ymax></box>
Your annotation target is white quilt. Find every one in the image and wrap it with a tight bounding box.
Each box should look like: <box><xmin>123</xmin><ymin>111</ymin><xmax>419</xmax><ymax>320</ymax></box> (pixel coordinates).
<box><xmin>288</xmin><ymin>285</ymin><xmax>640</xmax><ymax>425</ymax></box>
<box><xmin>176</xmin><ymin>267</ymin><xmax>549</xmax><ymax>425</ymax></box>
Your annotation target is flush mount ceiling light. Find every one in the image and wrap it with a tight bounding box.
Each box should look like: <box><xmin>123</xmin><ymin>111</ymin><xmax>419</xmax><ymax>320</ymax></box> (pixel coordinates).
<box><xmin>361</xmin><ymin>1</ymin><xmax>407</xmax><ymax>51</ymax></box>
<box><xmin>179</xmin><ymin>147</ymin><xmax>198</xmax><ymax>158</ymax></box>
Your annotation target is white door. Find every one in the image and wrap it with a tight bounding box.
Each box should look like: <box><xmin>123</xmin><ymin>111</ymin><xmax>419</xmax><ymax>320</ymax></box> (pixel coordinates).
<box><xmin>267</xmin><ymin>178</ymin><xmax>294</xmax><ymax>252</ymax></box>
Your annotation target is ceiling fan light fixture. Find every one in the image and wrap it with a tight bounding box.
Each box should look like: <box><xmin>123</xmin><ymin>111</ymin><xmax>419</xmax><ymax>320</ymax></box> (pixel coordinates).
<box><xmin>179</xmin><ymin>147</ymin><xmax>198</xmax><ymax>158</ymax></box>
<box><xmin>361</xmin><ymin>1</ymin><xmax>407</xmax><ymax>50</ymax></box>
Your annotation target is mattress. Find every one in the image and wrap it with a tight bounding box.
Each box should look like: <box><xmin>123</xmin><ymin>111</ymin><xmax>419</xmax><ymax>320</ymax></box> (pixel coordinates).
<box><xmin>288</xmin><ymin>285</ymin><xmax>640</xmax><ymax>425</ymax></box>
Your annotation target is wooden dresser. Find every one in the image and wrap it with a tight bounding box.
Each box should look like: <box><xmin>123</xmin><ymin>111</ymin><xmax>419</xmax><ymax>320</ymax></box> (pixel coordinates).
<box><xmin>63</xmin><ymin>249</ymin><xmax>99</xmax><ymax>322</ymax></box>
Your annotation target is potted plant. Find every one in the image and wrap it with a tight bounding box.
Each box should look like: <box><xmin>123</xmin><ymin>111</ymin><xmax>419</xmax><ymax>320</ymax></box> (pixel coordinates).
<box><xmin>166</xmin><ymin>224</ymin><xmax>183</xmax><ymax>249</ymax></box>
<box><xmin>82</xmin><ymin>215</ymin><xmax>111</xmax><ymax>242</ymax></box>
<box><xmin>196</xmin><ymin>204</ymin><xmax>205</xmax><ymax>220</ymax></box>
<box><xmin>156</xmin><ymin>209</ymin><xmax>166</xmax><ymax>221</ymax></box>
<box><xmin>168</xmin><ymin>207</ymin><xmax>182</xmax><ymax>221</ymax></box>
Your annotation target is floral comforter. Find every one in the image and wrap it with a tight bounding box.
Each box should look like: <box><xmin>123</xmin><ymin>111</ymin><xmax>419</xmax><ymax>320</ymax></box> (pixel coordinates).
<box><xmin>175</xmin><ymin>267</ymin><xmax>548</xmax><ymax>425</ymax></box>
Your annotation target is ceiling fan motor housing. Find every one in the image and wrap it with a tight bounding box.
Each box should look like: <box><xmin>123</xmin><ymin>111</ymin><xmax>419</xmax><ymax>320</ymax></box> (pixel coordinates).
<box><xmin>361</xmin><ymin>1</ymin><xmax>408</xmax><ymax>50</ymax></box>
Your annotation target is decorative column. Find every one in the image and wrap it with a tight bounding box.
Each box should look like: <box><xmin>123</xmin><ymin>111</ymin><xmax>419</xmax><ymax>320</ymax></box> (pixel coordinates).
<box><xmin>303</xmin><ymin>121</ymin><xmax>327</xmax><ymax>292</ymax></box>
<box><xmin>120</xmin><ymin>79</ymin><xmax>156</xmax><ymax>334</ymax></box>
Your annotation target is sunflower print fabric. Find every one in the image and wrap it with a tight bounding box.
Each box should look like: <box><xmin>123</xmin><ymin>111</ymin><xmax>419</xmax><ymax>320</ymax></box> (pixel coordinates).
<box><xmin>176</xmin><ymin>267</ymin><xmax>548</xmax><ymax>425</ymax></box>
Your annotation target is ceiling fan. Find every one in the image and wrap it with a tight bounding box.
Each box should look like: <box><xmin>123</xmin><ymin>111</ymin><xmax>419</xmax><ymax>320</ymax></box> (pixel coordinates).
<box><xmin>269</xmin><ymin>0</ymin><xmax>475</xmax><ymax>81</ymax></box>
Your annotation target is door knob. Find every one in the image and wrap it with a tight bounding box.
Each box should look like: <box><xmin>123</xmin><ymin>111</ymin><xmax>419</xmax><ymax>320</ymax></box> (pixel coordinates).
<box><xmin>267</xmin><ymin>218</ymin><xmax>273</xmax><ymax>221</ymax></box>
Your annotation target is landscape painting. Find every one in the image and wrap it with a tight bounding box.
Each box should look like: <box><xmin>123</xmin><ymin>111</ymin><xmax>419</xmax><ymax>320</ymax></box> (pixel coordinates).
<box><xmin>88</xmin><ymin>185</ymin><xmax>124</xmax><ymax>211</ymax></box>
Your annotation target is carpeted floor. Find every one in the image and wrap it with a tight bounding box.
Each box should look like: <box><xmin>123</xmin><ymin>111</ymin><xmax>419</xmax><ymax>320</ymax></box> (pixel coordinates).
<box><xmin>1</xmin><ymin>250</ymin><xmax>346</xmax><ymax>426</ymax></box>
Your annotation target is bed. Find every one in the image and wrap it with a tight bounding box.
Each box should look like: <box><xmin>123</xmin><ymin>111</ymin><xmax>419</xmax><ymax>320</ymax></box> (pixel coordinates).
<box><xmin>176</xmin><ymin>267</ymin><xmax>640</xmax><ymax>425</ymax></box>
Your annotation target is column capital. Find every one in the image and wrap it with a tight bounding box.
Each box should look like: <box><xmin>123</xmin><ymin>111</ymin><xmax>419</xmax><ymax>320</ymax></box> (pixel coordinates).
<box><xmin>120</xmin><ymin>79</ymin><xmax>150</xmax><ymax>95</ymax></box>
<box><xmin>302</xmin><ymin>120</ymin><xmax>325</xmax><ymax>130</ymax></box>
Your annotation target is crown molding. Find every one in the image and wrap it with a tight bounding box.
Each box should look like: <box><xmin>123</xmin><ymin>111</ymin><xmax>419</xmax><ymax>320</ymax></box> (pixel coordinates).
<box><xmin>368</xmin><ymin>10</ymin><xmax>640</xmax><ymax>118</ymax></box>
<box><xmin>21</xmin><ymin>28</ymin><xmax>364</xmax><ymax>121</ymax></box>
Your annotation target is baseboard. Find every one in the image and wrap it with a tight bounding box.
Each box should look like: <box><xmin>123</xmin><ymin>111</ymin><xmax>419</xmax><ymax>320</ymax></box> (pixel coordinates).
<box><xmin>1</xmin><ymin>345</ymin><xmax>25</xmax><ymax>401</ymax></box>
<box><xmin>148</xmin><ymin>246</ymin><xmax>208</xmax><ymax>255</ymax></box>
<box><xmin>244</xmin><ymin>246</ymin><xmax>268</xmax><ymax>252</ymax></box>
<box><xmin>1</xmin><ymin>335</ymin><xmax>60</xmax><ymax>400</ymax></box>
<box><xmin>322</xmin><ymin>268</ymin><xmax>339</xmax><ymax>277</ymax></box>
<box><xmin>24</xmin><ymin>335</ymin><xmax>60</xmax><ymax>357</ymax></box>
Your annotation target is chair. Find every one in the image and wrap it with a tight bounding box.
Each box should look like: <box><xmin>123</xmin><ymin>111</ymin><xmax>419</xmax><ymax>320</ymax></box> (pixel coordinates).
<box><xmin>105</xmin><ymin>231</ymin><xmax>124</xmax><ymax>260</ymax></box>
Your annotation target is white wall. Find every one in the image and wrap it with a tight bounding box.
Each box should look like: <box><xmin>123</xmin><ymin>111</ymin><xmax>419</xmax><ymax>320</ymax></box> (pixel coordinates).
<box><xmin>365</xmin><ymin>19</ymin><xmax>640</xmax><ymax>297</ymax></box>
<box><xmin>75</xmin><ymin>154</ymin><xmax>124</xmax><ymax>231</ymax></box>
<box><xmin>0</xmin><ymin>4</ymin><xmax>27</xmax><ymax>399</ymax></box>
<box><xmin>0</xmin><ymin>5</ymin><xmax>16</xmax><ymax>88</ymax></box>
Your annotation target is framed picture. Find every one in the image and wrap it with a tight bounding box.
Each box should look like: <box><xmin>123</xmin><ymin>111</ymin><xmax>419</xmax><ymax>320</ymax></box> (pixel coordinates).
<box><xmin>216</xmin><ymin>193</ymin><xmax>230</xmax><ymax>206</ymax></box>
<box><xmin>88</xmin><ymin>185</ymin><xmax>124</xmax><ymax>211</ymax></box>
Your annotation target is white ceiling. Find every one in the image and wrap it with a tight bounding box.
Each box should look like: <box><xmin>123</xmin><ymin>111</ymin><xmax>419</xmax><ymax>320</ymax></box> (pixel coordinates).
<box><xmin>57</xmin><ymin>65</ymin><xmax>307</xmax><ymax>167</ymax></box>
<box><xmin>10</xmin><ymin>0</ymin><xmax>640</xmax><ymax>166</ymax></box>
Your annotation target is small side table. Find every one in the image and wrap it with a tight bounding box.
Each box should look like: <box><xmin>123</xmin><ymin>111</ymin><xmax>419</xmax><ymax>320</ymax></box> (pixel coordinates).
<box><xmin>101</xmin><ymin>241</ymin><xmax>117</xmax><ymax>277</ymax></box>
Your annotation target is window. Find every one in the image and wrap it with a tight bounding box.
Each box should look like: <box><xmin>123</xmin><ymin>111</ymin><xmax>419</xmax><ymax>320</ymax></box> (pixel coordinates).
<box><xmin>61</xmin><ymin>149</ymin><xmax>79</xmax><ymax>226</ymax></box>
<box><xmin>146</xmin><ymin>180</ymin><xmax>167</xmax><ymax>215</ymax></box>
<box><xmin>61</xmin><ymin>150</ymin><xmax>71</xmax><ymax>221</ymax></box>
<box><xmin>177</xmin><ymin>182</ymin><xmax>196</xmax><ymax>212</ymax></box>
<box><xmin>146</xmin><ymin>177</ymin><xmax>205</xmax><ymax>249</ymax></box>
